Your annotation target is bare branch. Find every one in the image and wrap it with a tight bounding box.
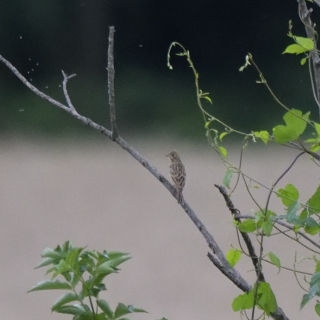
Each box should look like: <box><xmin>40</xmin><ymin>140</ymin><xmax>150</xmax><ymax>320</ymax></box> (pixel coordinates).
<box><xmin>107</xmin><ymin>26</ymin><xmax>118</xmax><ymax>140</ymax></box>
<box><xmin>0</xmin><ymin>54</ymin><xmax>74</xmax><ymax>114</ymax></box>
<box><xmin>61</xmin><ymin>70</ymin><xmax>77</xmax><ymax>112</ymax></box>
<box><xmin>207</xmin><ymin>252</ymin><xmax>251</xmax><ymax>292</ymax></box>
<box><xmin>207</xmin><ymin>253</ymin><xmax>289</xmax><ymax>320</ymax></box>
<box><xmin>214</xmin><ymin>184</ymin><xmax>265</xmax><ymax>282</ymax></box>
<box><xmin>297</xmin><ymin>0</ymin><xmax>320</xmax><ymax>120</ymax></box>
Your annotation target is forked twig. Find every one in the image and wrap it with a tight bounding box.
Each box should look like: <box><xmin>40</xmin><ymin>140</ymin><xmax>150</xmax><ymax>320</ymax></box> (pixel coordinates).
<box><xmin>62</xmin><ymin>70</ymin><xmax>77</xmax><ymax>112</ymax></box>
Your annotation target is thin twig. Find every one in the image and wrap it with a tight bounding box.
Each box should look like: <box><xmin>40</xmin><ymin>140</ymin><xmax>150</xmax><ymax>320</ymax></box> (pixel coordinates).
<box><xmin>238</xmin><ymin>214</ymin><xmax>320</xmax><ymax>250</ymax></box>
<box><xmin>265</xmin><ymin>152</ymin><xmax>305</xmax><ymax>213</ymax></box>
<box><xmin>107</xmin><ymin>26</ymin><xmax>118</xmax><ymax>140</ymax></box>
<box><xmin>62</xmin><ymin>70</ymin><xmax>77</xmax><ymax>112</ymax></box>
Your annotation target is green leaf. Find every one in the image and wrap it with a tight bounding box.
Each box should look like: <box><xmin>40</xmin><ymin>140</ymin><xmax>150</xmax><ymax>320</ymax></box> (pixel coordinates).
<box><xmin>262</xmin><ymin>219</ymin><xmax>273</xmax><ymax>236</ymax></box>
<box><xmin>283</xmin><ymin>44</ymin><xmax>307</xmax><ymax>55</ymax></box>
<box><xmin>52</xmin><ymin>293</ymin><xmax>80</xmax><ymax>311</ymax></box>
<box><xmin>219</xmin><ymin>132</ymin><xmax>228</xmax><ymax>141</ymax></box>
<box><xmin>283</xmin><ymin>37</ymin><xmax>314</xmax><ymax>55</ymax></box>
<box><xmin>114</xmin><ymin>304</ymin><xmax>147</xmax><ymax>319</ymax></box>
<box><xmin>114</xmin><ymin>303</ymin><xmax>133</xmax><ymax>319</ymax></box>
<box><xmin>226</xmin><ymin>248</ymin><xmax>242</xmax><ymax>267</ymax></box>
<box><xmin>238</xmin><ymin>219</ymin><xmax>257</xmax><ymax>233</ymax></box>
<box><xmin>301</xmin><ymin>288</ymin><xmax>318</xmax><ymax>309</ymax></box>
<box><xmin>277</xmin><ymin>184</ymin><xmax>299</xmax><ymax>207</ymax></box>
<box><xmin>97</xmin><ymin>299</ymin><xmax>114</xmax><ymax>319</ymax></box>
<box><xmin>273</xmin><ymin>109</ymin><xmax>309</xmax><ymax>143</ymax></box>
<box><xmin>95</xmin><ymin>313</ymin><xmax>109</xmax><ymax>320</ymax></box>
<box><xmin>268</xmin><ymin>252</ymin><xmax>281</xmax><ymax>273</ymax></box>
<box><xmin>96</xmin><ymin>263</ymin><xmax>117</xmax><ymax>276</ymax></box>
<box><xmin>315</xmin><ymin>122</ymin><xmax>320</xmax><ymax>137</ymax></box>
<box><xmin>106</xmin><ymin>255</ymin><xmax>131</xmax><ymax>269</ymax></box>
<box><xmin>315</xmin><ymin>303</ymin><xmax>320</xmax><ymax>316</ymax></box>
<box><xmin>232</xmin><ymin>291</ymin><xmax>254</xmax><ymax>311</ymax></box>
<box><xmin>301</xmin><ymin>272</ymin><xmax>320</xmax><ymax>309</ymax></box>
<box><xmin>41</xmin><ymin>248</ymin><xmax>64</xmax><ymax>260</ymax></box>
<box><xmin>219</xmin><ymin>146</ymin><xmax>227</xmax><ymax>158</ymax></box>
<box><xmin>304</xmin><ymin>223</ymin><xmax>320</xmax><ymax>235</ymax></box>
<box><xmin>35</xmin><ymin>257</ymin><xmax>57</xmax><ymax>269</ymax></box>
<box><xmin>254</xmin><ymin>210</ymin><xmax>275</xmax><ymax>234</ymax></box>
<box><xmin>55</xmin><ymin>305</ymin><xmax>89</xmax><ymax>316</ymax></box>
<box><xmin>28</xmin><ymin>280</ymin><xmax>72</xmax><ymax>292</ymax></box>
<box><xmin>223</xmin><ymin>170</ymin><xmax>233</xmax><ymax>189</ymax></box>
<box><xmin>54</xmin><ymin>306</ymin><xmax>83</xmax><ymax>315</ymax></box>
<box><xmin>286</xmin><ymin>201</ymin><xmax>300</xmax><ymax>223</ymax></box>
<box><xmin>66</xmin><ymin>248</ymin><xmax>82</xmax><ymax>269</ymax></box>
<box><xmin>301</xmin><ymin>57</ymin><xmax>307</xmax><ymax>65</ymax></box>
<box><xmin>203</xmin><ymin>95</ymin><xmax>212</xmax><ymax>103</ymax></box>
<box><xmin>129</xmin><ymin>306</ymin><xmax>148</xmax><ymax>313</ymax></box>
<box><xmin>232</xmin><ymin>283</ymin><xmax>277</xmax><ymax>315</ymax></box>
<box><xmin>295</xmin><ymin>36</ymin><xmax>314</xmax><ymax>51</ymax></box>
<box><xmin>254</xmin><ymin>131</ymin><xmax>269</xmax><ymax>144</ymax></box>
<box><xmin>257</xmin><ymin>282</ymin><xmax>277</xmax><ymax>315</ymax></box>
<box><xmin>303</xmin><ymin>184</ymin><xmax>320</xmax><ymax>215</ymax></box>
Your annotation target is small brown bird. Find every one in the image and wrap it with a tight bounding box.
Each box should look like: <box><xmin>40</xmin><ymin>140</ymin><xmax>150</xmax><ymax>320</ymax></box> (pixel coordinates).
<box><xmin>166</xmin><ymin>151</ymin><xmax>186</xmax><ymax>204</ymax></box>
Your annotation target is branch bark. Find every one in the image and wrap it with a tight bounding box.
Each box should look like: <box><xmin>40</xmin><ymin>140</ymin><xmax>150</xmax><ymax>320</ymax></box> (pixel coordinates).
<box><xmin>214</xmin><ymin>184</ymin><xmax>266</xmax><ymax>282</ymax></box>
<box><xmin>297</xmin><ymin>0</ymin><xmax>320</xmax><ymax>120</ymax></box>
<box><xmin>107</xmin><ymin>26</ymin><xmax>118</xmax><ymax>140</ymax></box>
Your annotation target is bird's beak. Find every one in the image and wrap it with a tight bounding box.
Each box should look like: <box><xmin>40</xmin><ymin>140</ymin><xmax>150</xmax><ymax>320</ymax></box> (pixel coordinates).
<box><xmin>166</xmin><ymin>154</ymin><xmax>170</xmax><ymax>157</ymax></box>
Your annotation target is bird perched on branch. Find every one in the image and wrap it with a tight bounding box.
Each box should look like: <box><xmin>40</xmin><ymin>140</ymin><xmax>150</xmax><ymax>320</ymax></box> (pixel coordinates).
<box><xmin>166</xmin><ymin>151</ymin><xmax>186</xmax><ymax>204</ymax></box>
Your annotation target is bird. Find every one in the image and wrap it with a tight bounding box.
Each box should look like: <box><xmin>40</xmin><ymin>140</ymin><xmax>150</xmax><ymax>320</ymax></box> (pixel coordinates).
<box><xmin>166</xmin><ymin>151</ymin><xmax>186</xmax><ymax>204</ymax></box>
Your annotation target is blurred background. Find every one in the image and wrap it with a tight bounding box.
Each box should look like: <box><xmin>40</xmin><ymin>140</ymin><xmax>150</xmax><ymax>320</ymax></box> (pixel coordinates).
<box><xmin>1</xmin><ymin>0</ymin><xmax>320</xmax><ymax>137</ymax></box>
<box><xmin>1</xmin><ymin>1</ymin><xmax>320</xmax><ymax>320</ymax></box>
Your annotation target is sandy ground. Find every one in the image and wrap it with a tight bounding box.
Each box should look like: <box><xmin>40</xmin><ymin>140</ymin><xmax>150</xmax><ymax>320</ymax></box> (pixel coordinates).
<box><xmin>1</xmin><ymin>136</ymin><xmax>319</xmax><ymax>320</ymax></box>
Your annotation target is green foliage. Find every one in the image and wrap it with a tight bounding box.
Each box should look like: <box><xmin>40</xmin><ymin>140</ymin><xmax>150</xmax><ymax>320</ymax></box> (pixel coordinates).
<box><xmin>232</xmin><ymin>283</ymin><xmax>277</xmax><ymax>316</ymax></box>
<box><xmin>238</xmin><ymin>219</ymin><xmax>257</xmax><ymax>233</ymax></box>
<box><xmin>219</xmin><ymin>146</ymin><xmax>227</xmax><ymax>158</ymax></box>
<box><xmin>272</xmin><ymin>109</ymin><xmax>309</xmax><ymax>144</ymax></box>
<box><xmin>283</xmin><ymin>37</ymin><xmax>314</xmax><ymax>54</ymax></box>
<box><xmin>268</xmin><ymin>252</ymin><xmax>281</xmax><ymax>273</ymax></box>
<box><xmin>226</xmin><ymin>248</ymin><xmax>242</xmax><ymax>267</ymax></box>
<box><xmin>223</xmin><ymin>170</ymin><xmax>233</xmax><ymax>189</ymax></box>
<box><xmin>305</xmin><ymin>122</ymin><xmax>320</xmax><ymax>152</ymax></box>
<box><xmin>301</xmin><ymin>272</ymin><xmax>320</xmax><ymax>309</ymax></box>
<box><xmin>301</xmin><ymin>184</ymin><xmax>320</xmax><ymax>217</ymax></box>
<box><xmin>237</xmin><ymin>210</ymin><xmax>275</xmax><ymax>236</ymax></box>
<box><xmin>277</xmin><ymin>184</ymin><xmax>299</xmax><ymax>207</ymax></box>
<box><xmin>253</xmin><ymin>131</ymin><xmax>269</xmax><ymax>145</ymax></box>
<box><xmin>29</xmin><ymin>241</ymin><xmax>148</xmax><ymax>320</ymax></box>
<box><xmin>283</xmin><ymin>22</ymin><xmax>314</xmax><ymax>64</ymax></box>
